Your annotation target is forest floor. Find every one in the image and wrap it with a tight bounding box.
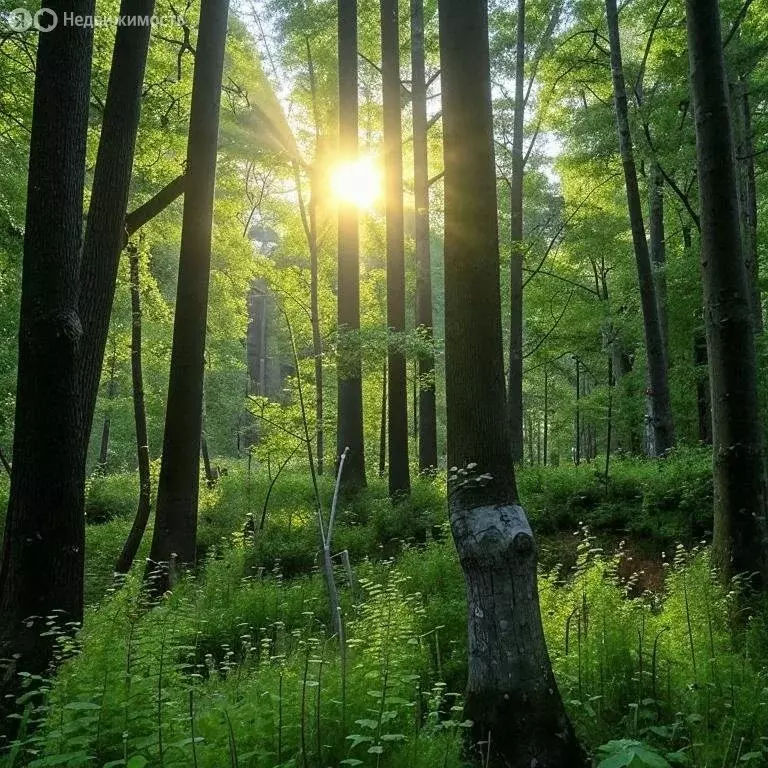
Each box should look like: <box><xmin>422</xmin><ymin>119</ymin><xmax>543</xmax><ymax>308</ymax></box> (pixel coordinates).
<box><xmin>2</xmin><ymin>447</ymin><xmax>768</xmax><ymax>768</ymax></box>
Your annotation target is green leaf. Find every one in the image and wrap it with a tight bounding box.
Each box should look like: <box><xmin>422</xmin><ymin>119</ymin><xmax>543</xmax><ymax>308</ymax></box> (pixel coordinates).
<box><xmin>126</xmin><ymin>757</ymin><xmax>148</xmax><ymax>768</ymax></box>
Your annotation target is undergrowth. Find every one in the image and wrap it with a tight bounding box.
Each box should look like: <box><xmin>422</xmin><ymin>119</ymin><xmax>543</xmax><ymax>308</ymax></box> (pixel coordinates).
<box><xmin>4</xmin><ymin>528</ymin><xmax>768</xmax><ymax>767</ymax></box>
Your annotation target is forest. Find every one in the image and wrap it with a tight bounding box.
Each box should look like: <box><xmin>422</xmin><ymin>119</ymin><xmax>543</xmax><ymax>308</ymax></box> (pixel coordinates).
<box><xmin>0</xmin><ymin>0</ymin><xmax>767</xmax><ymax>765</ymax></box>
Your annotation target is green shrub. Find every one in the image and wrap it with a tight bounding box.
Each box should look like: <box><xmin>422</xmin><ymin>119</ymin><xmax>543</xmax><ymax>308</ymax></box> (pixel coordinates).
<box><xmin>84</xmin><ymin>471</ymin><xmax>140</xmax><ymax>524</ymax></box>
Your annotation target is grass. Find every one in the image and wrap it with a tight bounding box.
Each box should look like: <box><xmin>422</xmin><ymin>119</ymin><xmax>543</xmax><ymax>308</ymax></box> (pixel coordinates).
<box><xmin>3</xmin><ymin>448</ymin><xmax>766</xmax><ymax>768</ymax></box>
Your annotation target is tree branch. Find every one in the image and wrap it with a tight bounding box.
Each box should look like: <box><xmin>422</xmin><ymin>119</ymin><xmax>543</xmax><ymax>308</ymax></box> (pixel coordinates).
<box><xmin>723</xmin><ymin>0</ymin><xmax>754</xmax><ymax>48</ymax></box>
<box><xmin>124</xmin><ymin>174</ymin><xmax>186</xmax><ymax>242</ymax></box>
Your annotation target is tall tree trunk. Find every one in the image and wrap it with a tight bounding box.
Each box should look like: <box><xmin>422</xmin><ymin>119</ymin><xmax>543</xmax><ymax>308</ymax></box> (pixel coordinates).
<box><xmin>379</xmin><ymin>362</ymin><xmax>387</xmax><ymax>477</ymax></box>
<box><xmin>0</xmin><ymin>0</ymin><xmax>94</xmax><ymax>705</ymax></box>
<box><xmin>605</xmin><ymin>0</ymin><xmax>674</xmax><ymax>456</ymax></box>
<box><xmin>574</xmin><ymin>357</ymin><xmax>581</xmax><ymax>465</ymax></box>
<box><xmin>147</xmin><ymin>0</ymin><xmax>230</xmax><ymax>586</ymax></box>
<box><xmin>687</xmin><ymin>0</ymin><xmax>768</xmax><ymax>586</ymax></box>
<box><xmin>693</xmin><ymin>329</ymin><xmax>713</xmax><ymax>445</ymax></box>
<box><xmin>305</xmin><ymin>40</ymin><xmax>325</xmax><ymax>475</ymax></box>
<box><xmin>115</xmin><ymin>245</ymin><xmax>152</xmax><ymax>574</ymax></box>
<box><xmin>649</xmin><ymin>163</ymin><xmax>668</xmax><ymax>353</ymax></box>
<box><xmin>77</xmin><ymin>0</ymin><xmax>157</xmax><ymax>471</ymax></box>
<box><xmin>337</xmin><ymin>0</ymin><xmax>367</xmax><ymax>490</ymax></box>
<box><xmin>411</xmin><ymin>0</ymin><xmax>438</xmax><ymax>474</ymax></box>
<box><xmin>201</xmin><ymin>430</ymin><xmax>216</xmax><ymax>487</ymax></box>
<box><xmin>543</xmin><ymin>365</ymin><xmax>548</xmax><ymax>466</ymax></box>
<box><xmin>97</xmin><ymin>341</ymin><xmax>118</xmax><ymax>472</ymax></box>
<box><xmin>309</xmin><ymin>177</ymin><xmax>324</xmax><ymax>475</ymax></box>
<box><xmin>382</xmin><ymin>0</ymin><xmax>411</xmax><ymax>498</ymax></box>
<box><xmin>507</xmin><ymin>0</ymin><xmax>525</xmax><ymax>464</ymax></box>
<box><xmin>439</xmin><ymin>0</ymin><xmax>582</xmax><ymax>763</ymax></box>
<box><xmin>731</xmin><ymin>76</ymin><xmax>762</xmax><ymax>333</ymax></box>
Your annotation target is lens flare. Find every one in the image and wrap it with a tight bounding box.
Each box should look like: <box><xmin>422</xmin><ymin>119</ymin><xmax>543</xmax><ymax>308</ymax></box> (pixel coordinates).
<box><xmin>329</xmin><ymin>156</ymin><xmax>382</xmax><ymax>209</ymax></box>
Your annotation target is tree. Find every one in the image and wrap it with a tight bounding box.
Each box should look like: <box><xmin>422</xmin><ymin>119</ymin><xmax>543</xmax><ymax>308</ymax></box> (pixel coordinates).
<box><xmin>147</xmin><ymin>0</ymin><xmax>231</xmax><ymax>584</ymax></box>
<box><xmin>115</xmin><ymin>244</ymin><xmax>152</xmax><ymax>574</ymax></box>
<box><xmin>411</xmin><ymin>0</ymin><xmax>438</xmax><ymax>474</ymax></box>
<box><xmin>337</xmin><ymin>0</ymin><xmax>367</xmax><ymax>490</ymax></box>
<box><xmin>507</xmin><ymin>0</ymin><xmax>526</xmax><ymax>464</ymax></box>
<box><xmin>77</xmin><ymin>0</ymin><xmax>158</xmax><ymax>469</ymax></box>
<box><xmin>382</xmin><ymin>0</ymin><xmax>411</xmax><ymax>497</ymax></box>
<box><xmin>605</xmin><ymin>0</ymin><xmax>674</xmax><ymax>456</ymax></box>
<box><xmin>439</xmin><ymin>0</ymin><xmax>582</xmax><ymax>763</ymax></box>
<box><xmin>0</xmin><ymin>0</ymin><xmax>95</xmax><ymax>698</ymax></box>
<box><xmin>686</xmin><ymin>0</ymin><xmax>768</xmax><ymax>586</ymax></box>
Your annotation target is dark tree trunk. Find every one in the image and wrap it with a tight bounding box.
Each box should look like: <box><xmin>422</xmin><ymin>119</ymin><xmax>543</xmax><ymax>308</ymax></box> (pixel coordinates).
<box><xmin>77</xmin><ymin>0</ymin><xmax>157</xmax><ymax>471</ymax></box>
<box><xmin>0</xmin><ymin>0</ymin><xmax>94</xmax><ymax>709</ymax></box>
<box><xmin>382</xmin><ymin>0</ymin><xmax>411</xmax><ymax>498</ymax></box>
<box><xmin>543</xmin><ymin>365</ymin><xmax>548</xmax><ymax>466</ymax></box>
<box><xmin>337</xmin><ymin>0</ymin><xmax>367</xmax><ymax>490</ymax></box>
<box><xmin>439</xmin><ymin>0</ymin><xmax>583</xmax><ymax>763</ymax></box>
<box><xmin>115</xmin><ymin>246</ymin><xmax>152</xmax><ymax>574</ymax></box>
<box><xmin>411</xmin><ymin>0</ymin><xmax>438</xmax><ymax>474</ymax></box>
<box><xmin>147</xmin><ymin>0</ymin><xmax>230</xmax><ymax>586</ymax></box>
<box><xmin>507</xmin><ymin>0</ymin><xmax>525</xmax><ymax>465</ymax></box>
<box><xmin>693</xmin><ymin>330</ymin><xmax>713</xmax><ymax>445</ymax></box>
<box><xmin>687</xmin><ymin>0</ymin><xmax>768</xmax><ymax>586</ymax></box>
<box><xmin>379</xmin><ymin>362</ymin><xmax>387</xmax><ymax>477</ymax></box>
<box><xmin>605</xmin><ymin>0</ymin><xmax>674</xmax><ymax>456</ymax></box>
<box><xmin>649</xmin><ymin>163</ymin><xmax>668</xmax><ymax>354</ymax></box>
<box><xmin>575</xmin><ymin>357</ymin><xmax>581</xmax><ymax>466</ymax></box>
<box><xmin>97</xmin><ymin>342</ymin><xmax>118</xmax><ymax>472</ymax></box>
<box><xmin>201</xmin><ymin>430</ymin><xmax>217</xmax><ymax>487</ymax></box>
<box><xmin>731</xmin><ymin>76</ymin><xmax>762</xmax><ymax>333</ymax></box>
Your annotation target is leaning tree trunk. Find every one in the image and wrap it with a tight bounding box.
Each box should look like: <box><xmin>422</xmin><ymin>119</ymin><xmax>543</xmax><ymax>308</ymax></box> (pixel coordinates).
<box><xmin>605</xmin><ymin>0</ymin><xmax>674</xmax><ymax>456</ymax></box>
<box><xmin>507</xmin><ymin>0</ymin><xmax>525</xmax><ymax>464</ymax></box>
<box><xmin>115</xmin><ymin>245</ymin><xmax>153</xmax><ymax>574</ymax></box>
<box><xmin>687</xmin><ymin>0</ymin><xmax>768</xmax><ymax>586</ymax></box>
<box><xmin>439</xmin><ymin>0</ymin><xmax>583</xmax><ymax>764</ymax></box>
<box><xmin>411</xmin><ymin>0</ymin><xmax>438</xmax><ymax>473</ymax></box>
<box><xmin>77</xmin><ymin>0</ymin><xmax>157</xmax><ymax>473</ymax></box>
<box><xmin>97</xmin><ymin>340</ymin><xmax>118</xmax><ymax>473</ymax></box>
<box><xmin>382</xmin><ymin>0</ymin><xmax>411</xmax><ymax>498</ymax></box>
<box><xmin>0</xmin><ymin>0</ymin><xmax>94</xmax><ymax>713</ymax></box>
<box><xmin>147</xmin><ymin>0</ymin><xmax>230</xmax><ymax>587</ymax></box>
<box><xmin>336</xmin><ymin>0</ymin><xmax>367</xmax><ymax>490</ymax></box>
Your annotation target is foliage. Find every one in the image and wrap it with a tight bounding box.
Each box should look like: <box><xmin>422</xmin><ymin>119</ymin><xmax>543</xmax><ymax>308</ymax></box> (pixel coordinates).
<box><xmin>5</xmin><ymin>460</ymin><xmax>768</xmax><ymax>766</ymax></box>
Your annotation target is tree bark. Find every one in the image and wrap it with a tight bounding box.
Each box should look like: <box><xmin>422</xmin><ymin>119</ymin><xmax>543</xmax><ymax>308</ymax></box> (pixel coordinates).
<box><xmin>693</xmin><ymin>329</ymin><xmax>712</xmax><ymax>445</ymax></box>
<box><xmin>115</xmin><ymin>245</ymin><xmax>152</xmax><ymax>574</ymax></box>
<box><xmin>439</xmin><ymin>0</ymin><xmax>583</xmax><ymax>763</ymax></box>
<box><xmin>379</xmin><ymin>362</ymin><xmax>387</xmax><ymax>477</ymax></box>
<box><xmin>687</xmin><ymin>0</ymin><xmax>768</xmax><ymax>586</ymax></box>
<box><xmin>147</xmin><ymin>0</ymin><xmax>230</xmax><ymax>587</ymax></box>
<box><xmin>0</xmin><ymin>0</ymin><xmax>94</xmax><ymax>708</ymax></box>
<box><xmin>309</xmin><ymin>175</ymin><xmax>324</xmax><ymax>475</ymax></box>
<box><xmin>605</xmin><ymin>0</ymin><xmax>674</xmax><ymax>456</ymax></box>
<box><xmin>411</xmin><ymin>0</ymin><xmax>438</xmax><ymax>474</ymax></box>
<box><xmin>77</xmin><ymin>0</ymin><xmax>157</xmax><ymax>473</ymax></box>
<box><xmin>731</xmin><ymin>76</ymin><xmax>762</xmax><ymax>333</ymax></box>
<box><xmin>574</xmin><ymin>357</ymin><xmax>581</xmax><ymax>465</ymax></box>
<box><xmin>337</xmin><ymin>0</ymin><xmax>367</xmax><ymax>490</ymax></box>
<box><xmin>508</xmin><ymin>0</ymin><xmax>525</xmax><ymax>464</ymax></box>
<box><xmin>97</xmin><ymin>341</ymin><xmax>118</xmax><ymax>473</ymax></box>
<box><xmin>649</xmin><ymin>163</ymin><xmax>668</xmax><ymax>354</ymax></box>
<box><xmin>543</xmin><ymin>365</ymin><xmax>548</xmax><ymax>466</ymax></box>
<box><xmin>382</xmin><ymin>0</ymin><xmax>411</xmax><ymax>498</ymax></box>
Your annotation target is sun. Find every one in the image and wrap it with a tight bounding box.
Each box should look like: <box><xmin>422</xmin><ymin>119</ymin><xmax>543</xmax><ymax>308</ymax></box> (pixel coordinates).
<box><xmin>329</xmin><ymin>156</ymin><xmax>382</xmax><ymax>209</ymax></box>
